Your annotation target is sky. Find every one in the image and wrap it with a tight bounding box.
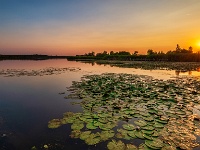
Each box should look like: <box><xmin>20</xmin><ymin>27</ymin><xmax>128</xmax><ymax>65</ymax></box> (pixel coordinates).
<box><xmin>0</xmin><ymin>0</ymin><xmax>200</xmax><ymax>55</ymax></box>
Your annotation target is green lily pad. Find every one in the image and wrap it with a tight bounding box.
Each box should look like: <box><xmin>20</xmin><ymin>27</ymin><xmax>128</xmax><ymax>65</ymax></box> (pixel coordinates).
<box><xmin>148</xmin><ymin>109</ymin><xmax>158</xmax><ymax>114</ymax></box>
<box><xmin>99</xmin><ymin>122</ymin><xmax>116</xmax><ymax>130</ymax></box>
<box><xmin>48</xmin><ymin>119</ymin><xmax>62</xmax><ymax>129</ymax></box>
<box><xmin>155</xmin><ymin>118</ymin><xmax>168</xmax><ymax>124</ymax></box>
<box><xmin>142</xmin><ymin>126</ymin><xmax>154</xmax><ymax>131</ymax></box>
<box><xmin>133</xmin><ymin>113</ymin><xmax>142</xmax><ymax>118</ymax></box>
<box><xmin>134</xmin><ymin>130</ymin><xmax>145</xmax><ymax>139</ymax></box>
<box><xmin>100</xmin><ymin>130</ymin><xmax>115</xmax><ymax>141</ymax></box>
<box><xmin>154</xmin><ymin>122</ymin><xmax>165</xmax><ymax>128</ymax></box>
<box><xmin>142</xmin><ymin>116</ymin><xmax>154</xmax><ymax>121</ymax></box>
<box><xmin>115</xmin><ymin>133</ymin><xmax>124</xmax><ymax>139</ymax></box>
<box><xmin>134</xmin><ymin>120</ymin><xmax>147</xmax><ymax>127</ymax></box>
<box><xmin>127</xmin><ymin>131</ymin><xmax>137</xmax><ymax>138</ymax></box>
<box><xmin>71</xmin><ymin>123</ymin><xmax>84</xmax><ymax>130</ymax></box>
<box><xmin>117</xmin><ymin>129</ymin><xmax>132</xmax><ymax>140</ymax></box>
<box><xmin>80</xmin><ymin>131</ymin><xmax>91</xmax><ymax>140</ymax></box>
<box><xmin>152</xmin><ymin>131</ymin><xmax>160</xmax><ymax>137</ymax></box>
<box><xmin>93</xmin><ymin>120</ymin><xmax>103</xmax><ymax>127</ymax></box>
<box><xmin>126</xmin><ymin>144</ymin><xmax>138</xmax><ymax>150</ymax></box>
<box><xmin>139</xmin><ymin>143</ymin><xmax>153</xmax><ymax>150</ymax></box>
<box><xmin>64</xmin><ymin>117</ymin><xmax>76</xmax><ymax>123</ymax></box>
<box><xmin>60</xmin><ymin>118</ymin><xmax>68</xmax><ymax>125</ymax></box>
<box><xmin>63</xmin><ymin>112</ymin><xmax>74</xmax><ymax>117</ymax></box>
<box><xmin>85</xmin><ymin>133</ymin><xmax>101</xmax><ymax>145</ymax></box>
<box><xmin>122</xmin><ymin>124</ymin><xmax>135</xmax><ymax>131</ymax></box>
<box><xmin>98</xmin><ymin>117</ymin><xmax>109</xmax><ymax>124</ymax></box>
<box><xmin>70</xmin><ymin>130</ymin><xmax>81</xmax><ymax>138</ymax></box>
<box><xmin>124</xmin><ymin>110</ymin><xmax>135</xmax><ymax>115</ymax></box>
<box><xmin>142</xmin><ymin>130</ymin><xmax>154</xmax><ymax>135</ymax></box>
<box><xmin>140</xmin><ymin>112</ymin><xmax>151</xmax><ymax>117</ymax></box>
<box><xmin>145</xmin><ymin>139</ymin><xmax>164</xmax><ymax>149</ymax></box>
<box><xmin>143</xmin><ymin>134</ymin><xmax>153</xmax><ymax>140</ymax></box>
<box><xmin>86</xmin><ymin>122</ymin><xmax>97</xmax><ymax>130</ymax></box>
<box><xmin>107</xmin><ymin>140</ymin><xmax>126</xmax><ymax>150</ymax></box>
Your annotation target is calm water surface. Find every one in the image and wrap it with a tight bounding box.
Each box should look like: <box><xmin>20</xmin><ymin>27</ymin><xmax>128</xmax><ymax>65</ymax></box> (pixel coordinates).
<box><xmin>0</xmin><ymin>60</ymin><xmax>200</xmax><ymax>150</ymax></box>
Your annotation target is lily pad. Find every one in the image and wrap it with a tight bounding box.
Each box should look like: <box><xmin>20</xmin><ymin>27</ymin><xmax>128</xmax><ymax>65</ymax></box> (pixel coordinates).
<box><xmin>127</xmin><ymin>131</ymin><xmax>137</xmax><ymax>139</ymax></box>
<box><xmin>145</xmin><ymin>139</ymin><xmax>164</xmax><ymax>149</ymax></box>
<box><xmin>100</xmin><ymin>130</ymin><xmax>115</xmax><ymax>141</ymax></box>
<box><xmin>70</xmin><ymin>130</ymin><xmax>81</xmax><ymax>138</ymax></box>
<box><xmin>142</xmin><ymin>126</ymin><xmax>154</xmax><ymax>131</ymax></box>
<box><xmin>99</xmin><ymin>122</ymin><xmax>116</xmax><ymax>130</ymax></box>
<box><xmin>139</xmin><ymin>143</ymin><xmax>153</xmax><ymax>150</ymax></box>
<box><xmin>86</xmin><ymin>122</ymin><xmax>97</xmax><ymax>130</ymax></box>
<box><xmin>48</xmin><ymin>119</ymin><xmax>62</xmax><ymax>129</ymax></box>
<box><xmin>134</xmin><ymin>120</ymin><xmax>147</xmax><ymax>127</ymax></box>
<box><xmin>80</xmin><ymin>131</ymin><xmax>91</xmax><ymax>140</ymax></box>
<box><xmin>122</xmin><ymin>124</ymin><xmax>135</xmax><ymax>131</ymax></box>
<box><xmin>154</xmin><ymin>122</ymin><xmax>165</xmax><ymax>128</ymax></box>
<box><xmin>107</xmin><ymin>140</ymin><xmax>126</xmax><ymax>150</ymax></box>
<box><xmin>85</xmin><ymin>133</ymin><xmax>101</xmax><ymax>145</ymax></box>
<box><xmin>142</xmin><ymin>130</ymin><xmax>154</xmax><ymax>135</ymax></box>
<box><xmin>126</xmin><ymin>144</ymin><xmax>138</xmax><ymax>150</ymax></box>
<box><xmin>134</xmin><ymin>130</ymin><xmax>145</xmax><ymax>139</ymax></box>
<box><xmin>71</xmin><ymin>123</ymin><xmax>84</xmax><ymax>130</ymax></box>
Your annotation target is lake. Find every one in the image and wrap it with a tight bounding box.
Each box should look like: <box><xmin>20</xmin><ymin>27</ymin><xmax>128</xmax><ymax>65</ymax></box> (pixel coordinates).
<box><xmin>1</xmin><ymin>59</ymin><xmax>200</xmax><ymax>150</ymax></box>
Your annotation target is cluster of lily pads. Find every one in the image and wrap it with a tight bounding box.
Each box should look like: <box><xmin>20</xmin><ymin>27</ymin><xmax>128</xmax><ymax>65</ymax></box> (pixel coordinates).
<box><xmin>0</xmin><ymin>67</ymin><xmax>81</xmax><ymax>77</ymax></box>
<box><xmin>93</xmin><ymin>60</ymin><xmax>200</xmax><ymax>71</ymax></box>
<box><xmin>48</xmin><ymin>73</ymin><xmax>200</xmax><ymax>149</ymax></box>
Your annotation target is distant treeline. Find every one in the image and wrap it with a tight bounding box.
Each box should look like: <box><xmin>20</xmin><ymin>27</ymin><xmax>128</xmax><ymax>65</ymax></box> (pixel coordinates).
<box><xmin>0</xmin><ymin>54</ymin><xmax>68</xmax><ymax>60</ymax></box>
<box><xmin>67</xmin><ymin>45</ymin><xmax>200</xmax><ymax>62</ymax></box>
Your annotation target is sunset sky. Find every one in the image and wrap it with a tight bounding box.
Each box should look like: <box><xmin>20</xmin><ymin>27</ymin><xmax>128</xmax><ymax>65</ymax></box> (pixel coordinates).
<box><xmin>0</xmin><ymin>0</ymin><xmax>200</xmax><ymax>55</ymax></box>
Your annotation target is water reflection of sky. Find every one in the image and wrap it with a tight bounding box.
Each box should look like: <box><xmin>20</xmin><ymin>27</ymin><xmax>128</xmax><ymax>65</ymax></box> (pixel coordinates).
<box><xmin>0</xmin><ymin>60</ymin><xmax>200</xmax><ymax>149</ymax></box>
<box><xmin>1</xmin><ymin>59</ymin><xmax>200</xmax><ymax>80</ymax></box>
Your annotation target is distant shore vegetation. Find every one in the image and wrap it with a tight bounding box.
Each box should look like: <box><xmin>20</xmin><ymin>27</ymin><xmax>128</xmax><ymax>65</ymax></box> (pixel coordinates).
<box><xmin>68</xmin><ymin>44</ymin><xmax>200</xmax><ymax>62</ymax></box>
<box><xmin>1</xmin><ymin>44</ymin><xmax>200</xmax><ymax>62</ymax></box>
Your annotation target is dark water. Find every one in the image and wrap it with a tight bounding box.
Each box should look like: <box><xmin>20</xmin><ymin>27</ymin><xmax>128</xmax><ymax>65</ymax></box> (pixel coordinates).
<box><xmin>0</xmin><ymin>60</ymin><xmax>200</xmax><ymax>150</ymax></box>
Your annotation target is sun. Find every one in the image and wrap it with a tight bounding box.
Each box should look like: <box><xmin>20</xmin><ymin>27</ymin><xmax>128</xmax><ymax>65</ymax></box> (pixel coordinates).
<box><xmin>196</xmin><ymin>40</ymin><xmax>200</xmax><ymax>47</ymax></box>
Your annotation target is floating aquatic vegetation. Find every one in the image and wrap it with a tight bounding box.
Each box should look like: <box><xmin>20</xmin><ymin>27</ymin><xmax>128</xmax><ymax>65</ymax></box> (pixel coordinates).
<box><xmin>70</xmin><ymin>130</ymin><xmax>81</xmax><ymax>138</ymax></box>
<box><xmin>71</xmin><ymin>122</ymin><xmax>84</xmax><ymax>130</ymax></box>
<box><xmin>84</xmin><ymin>133</ymin><xmax>101</xmax><ymax>145</ymax></box>
<box><xmin>116</xmin><ymin>128</ymin><xmax>133</xmax><ymax>140</ymax></box>
<box><xmin>86</xmin><ymin>122</ymin><xmax>98</xmax><ymax>130</ymax></box>
<box><xmin>122</xmin><ymin>124</ymin><xmax>135</xmax><ymax>131</ymax></box>
<box><xmin>80</xmin><ymin>131</ymin><xmax>91</xmax><ymax>140</ymax></box>
<box><xmin>49</xmin><ymin>73</ymin><xmax>200</xmax><ymax>149</ymax></box>
<box><xmin>126</xmin><ymin>144</ymin><xmax>138</xmax><ymax>150</ymax></box>
<box><xmin>48</xmin><ymin>119</ymin><xmax>62</xmax><ymax>129</ymax></box>
<box><xmin>135</xmin><ymin>119</ymin><xmax>148</xmax><ymax>126</ymax></box>
<box><xmin>99</xmin><ymin>130</ymin><xmax>115</xmax><ymax>141</ymax></box>
<box><xmin>0</xmin><ymin>67</ymin><xmax>81</xmax><ymax>77</ymax></box>
<box><xmin>94</xmin><ymin>60</ymin><xmax>200</xmax><ymax>72</ymax></box>
<box><xmin>145</xmin><ymin>139</ymin><xmax>164</xmax><ymax>149</ymax></box>
<box><xmin>79</xmin><ymin>130</ymin><xmax>115</xmax><ymax>145</ymax></box>
<box><xmin>107</xmin><ymin>140</ymin><xmax>125</xmax><ymax>150</ymax></box>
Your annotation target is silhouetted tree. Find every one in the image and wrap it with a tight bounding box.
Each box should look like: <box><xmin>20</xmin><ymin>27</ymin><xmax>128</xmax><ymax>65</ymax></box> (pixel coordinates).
<box><xmin>118</xmin><ymin>51</ymin><xmax>131</xmax><ymax>55</ymax></box>
<box><xmin>188</xmin><ymin>46</ymin><xmax>193</xmax><ymax>53</ymax></box>
<box><xmin>110</xmin><ymin>51</ymin><xmax>114</xmax><ymax>55</ymax></box>
<box><xmin>176</xmin><ymin>44</ymin><xmax>181</xmax><ymax>53</ymax></box>
<box><xmin>133</xmin><ymin>51</ymin><xmax>138</xmax><ymax>55</ymax></box>
<box><xmin>147</xmin><ymin>49</ymin><xmax>155</xmax><ymax>55</ymax></box>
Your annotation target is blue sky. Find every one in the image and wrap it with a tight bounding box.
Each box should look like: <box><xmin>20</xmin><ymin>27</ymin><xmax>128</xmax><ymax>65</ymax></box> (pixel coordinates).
<box><xmin>0</xmin><ymin>0</ymin><xmax>200</xmax><ymax>55</ymax></box>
